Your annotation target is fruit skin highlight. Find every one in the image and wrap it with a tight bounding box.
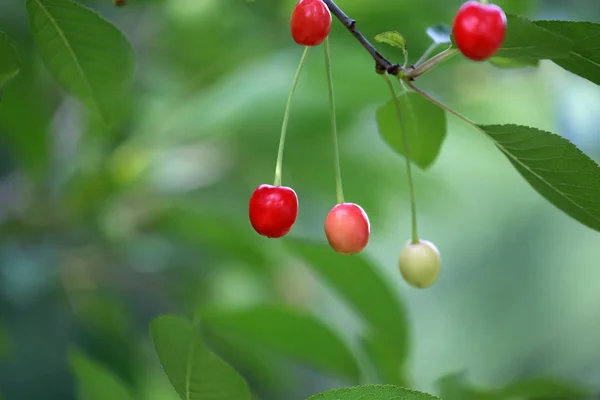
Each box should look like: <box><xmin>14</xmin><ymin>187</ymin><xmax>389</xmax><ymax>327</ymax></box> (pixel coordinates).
<box><xmin>324</xmin><ymin>203</ymin><xmax>370</xmax><ymax>255</ymax></box>
<box><xmin>290</xmin><ymin>0</ymin><xmax>332</xmax><ymax>47</ymax></box>
<box><xmin>452</xmin><ymin>0</ymin><xmax>507</xmax><ymax>61</ymax></box>
<box><xmin>249</xmin><ymin>184</ymin><xmax>299</xmax><ymax>238</ymax></box>
<box><xmin>399</xmin><ymin>239</ymin><xmax>441</xmax><ymax>288</ymax></box>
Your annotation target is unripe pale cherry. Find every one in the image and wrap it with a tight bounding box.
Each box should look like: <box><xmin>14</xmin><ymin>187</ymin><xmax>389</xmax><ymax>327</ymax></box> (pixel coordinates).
<box><xmin>399</xmin><ymin>239</ymin><xmax>441</xmax><ymax>289</ymax></box>
<box><xmin>452</xmin><ymin>1</ymin><xmax>507</xmax><ymax>61</ymax></box>
<box><xmin>290</xmin><ymin>0</ymin><xmax>332</xmax><ymax>47</ymax></box>
<box><xmin>324</xmin><ymin>203</ymin><xmax>370</xmax><ymax>255</ymax></box>
<box><xmin>249</xmin><ymin>184</ymin><xmax>298</xmax><ymax>238</ymax></box>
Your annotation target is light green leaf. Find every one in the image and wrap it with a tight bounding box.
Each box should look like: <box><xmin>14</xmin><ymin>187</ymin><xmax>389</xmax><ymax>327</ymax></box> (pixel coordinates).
<box><xmin>0</xmin><ymin>31</ymin><xmax>19</xmax><ymax>91</ymax></box>
<box><xmin>26</xmin><ymin>0</ymin><xmax>135</xmax><ymax>124</ymax></box>
<box><xmin>376</xmin><ymin>91</ymin><xmax>447</xmax><ymax>170</ymax></box>
<box><xmin>149</xmin><ymin>315</ymin><xmax>251</xmax><ymax>400</ymax></box>
<box><xmin>307</xmin><ymin>385</ymin><xmax>440</xmax><ymax>400</ymax></box>
<box><xmin>534</xmin><ymin>21</ymin><xmax>600</xmax><ymax>85</ymax></box>
<box><xmin>488</xmin><ymin>56</ymin><xmax>539</xmax><ymax>69</ymax></box>
<box><xmin>493</xmin><ymin>14</ymin><xmax>572</xmax><ymax>60</ymax></box>
<box><xmin>480</xmin><ymin>124</ymin><xmax>600</xmax><ymax>233</ymax></box>
<box><xmin>202</xmin><ymin>304</ymin><xmax>361</xmax><ymax>382</ymax></box>
<box><xmin>286</xmin><ymin>239</ymin><xmax>409</xmax><ymax>385</ymax></box>
<box><xmin>69</xmin><ymin>349</ymin><xmax>135</xmax><ymax>400</ymax></box>
<box><xmin>374</xmin><ymin>31</ymin><xmax>406</xmax><ymax>51</ymax></box>
<box><xmin>426</xmin><ymin>24</ymin><xmax>452</xmax><ymax>45</ymax></box>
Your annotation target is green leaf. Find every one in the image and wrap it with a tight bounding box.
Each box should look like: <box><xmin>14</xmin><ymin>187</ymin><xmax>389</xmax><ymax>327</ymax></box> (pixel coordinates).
<box><xmin>285</xmin><ymin>239</ymin><xmax>409</xmax><ymax>385</ymax></box>
<box><xmin>497</xmin><ymin>378</ymin><xmax>591</xmax><ymax>398</ymax></box>
<box><xmin>69</xmin><ymin>349</ymin><xmax>136</xmax><ymax>400</ymax></box>
<box><xmin>488</xmin><ymin>56</ymin><xmax>539</xmax><ymax>69</ymax></box>
<box><xmin>149</xmin><ymin>315</ymin><xmax>251</xmax><ymax>400</ymax></box>
<box><xmin>480</xmin><ymin>124</ymin><xmax>600</xmax><ymax>233</ymax></box>
<box><xmin>534</xmin><ymin>21</ymin><xmax>600</xmax><ymax>86</ymax></box>
<box><xmin>376</xmin><ymin>91</ymin><xmax>447</xmax><ymax>170</ymax></box>
<box><xmin>374</xmin><ymin>31</ymin><xmax>407</xmax><ymax>51</ymax></box>
<box><xmin>307</xmin><ymin>385</ymin><xmax>440</xmax><ymax>400</ymax></box>
<box><xmin>26</xmin><ymin>0</ymin><xmax>135</xmax><ymax>124</ymax></box>
<box><xmin>493</xmin><ymin>14</ymin><xmax>572</xmax><ymax>60</ymax></box>
<box><xmin>426</xmin><ymin>24</ymin><xmax>452</xmax><ymax>45</ymax></box>
<box><xmin>0</xmin><ymin>31</ymin><xmax>19</xmax><ymax>91</ymax></box>
<box><xmin>202</xmin><ymin>304</ymin><xmax>361</xmax><ymax>382</ymax></box>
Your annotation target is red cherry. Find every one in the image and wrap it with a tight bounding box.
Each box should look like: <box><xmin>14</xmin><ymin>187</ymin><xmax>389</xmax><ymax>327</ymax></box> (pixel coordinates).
<box><xmin>249</xmin><ymin>184</ymin><xmax>298</xmax><ymax>238</ymax></box>
<box><xmin>290</xmin><ymin>0</ymin><xmax>332</xmax><ymax>47</ymax></box>
<box><xmin>324</xmin><ymin>203</ymin><xmax>370</xmax><ymax>255</ymax></box>
<box><xmin>452</xmin><ymin>1</ymin><xmax>507</xmax><ymax>61</ymax></box>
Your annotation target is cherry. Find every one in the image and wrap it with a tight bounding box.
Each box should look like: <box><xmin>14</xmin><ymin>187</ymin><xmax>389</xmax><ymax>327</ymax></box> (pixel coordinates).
<box><xmin>290</xmin><ymin>0</ymin><xmax>332</xmax><ymax>47</ymax></box>
<box><xmin>249</xmin><ymin>184</ymin><xmax>298</xmax><ymax>238</ymax></box>
<box><xmin>324</xmin><ymin>203</ymin><xmax>370</xmax><ymax>255</ymax></box>
<box><xmin>452</xmin><ymin>1</ymin><xmax>507</xmax><ymax>61</ymax></box>
<box><xmin>399</xmin><ymin>239</ymin><xmax>441</xmax><ymax>289</ymax></box>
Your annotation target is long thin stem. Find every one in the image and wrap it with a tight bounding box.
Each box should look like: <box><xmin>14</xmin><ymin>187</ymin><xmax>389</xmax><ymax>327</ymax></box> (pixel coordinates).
<box><xmin>415</xmin><ymin>42</ymin><xmax>439</xmax><ymax>67</ymax></box>
<box><xmin>407</xmin><ymin>48</ymin><xmax>459</xmax><ymax>79</ymax></box>
<box><xmin>383</xmin><ymin>73</ymin><xmax>419</xmax><ymax>244</ymax></box>
<box><xmin>274</xmin><ymin>46</ymin><xmax>310</xmax><ymax>187</ymax></box>
<box><xmin>322</xmin><ymin>0</ymin><xmax>400</xmax><ymax>75</ymax></box>
<box><xmin>324</xmin><ymin>37</ymin><xmax>344</xmax><ymax>204</ymax></box>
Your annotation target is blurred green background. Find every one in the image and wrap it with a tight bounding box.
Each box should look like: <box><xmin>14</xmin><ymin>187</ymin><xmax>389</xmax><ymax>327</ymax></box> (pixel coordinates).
<box><xmin>1</xmin><ymin>0</ymin><xmax>600</xmax><ymax>399</ymax></box>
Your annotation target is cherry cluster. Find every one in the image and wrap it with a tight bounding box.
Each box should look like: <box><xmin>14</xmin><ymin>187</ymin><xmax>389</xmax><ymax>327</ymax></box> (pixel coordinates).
<box><xmin>248</xmin><ymin>0</ymin><xmax>507</xmax><ymax>289</ymax></box>
<box><xmin>249</xmin><ymin>0</ymin><xmax>370</xmax><ymax>256</ymax></box>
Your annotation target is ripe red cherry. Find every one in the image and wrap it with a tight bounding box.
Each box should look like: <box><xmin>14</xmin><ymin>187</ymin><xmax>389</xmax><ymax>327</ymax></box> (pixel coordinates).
<box><xmin>290</xmin><ymin>0</ymin><xmax>332</xmax><ymax>47</ymax></box>
<box><xmin>324</xmin><ymin>203</ymin><xmax>370</xmax><ymax>255</ymax></box>
<box><xmin>452</xmin><ymin>1</ymin><xmax>507</xmax><ymax>61</ymax></box>
<box><xmin>249</xmin><ymin>184</ymin><xmax>298</xmax><ymax>238</ymax></box>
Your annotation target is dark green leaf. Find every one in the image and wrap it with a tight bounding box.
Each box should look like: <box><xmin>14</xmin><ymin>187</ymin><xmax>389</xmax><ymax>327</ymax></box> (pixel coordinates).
<box><xmin>374</xmin><ymin>31</ymin><xmax>407</xmax><ymax>51</ymax></box>
<box><xmin>307</xmin><ymin>385</ymin><xmax>440</xmax><ymax>400</ymax></box>
<box><xmin>69</xmin><ymin>349</ymin><xmax>135</xmax><ymax>400</ymax></box>
<box><xmin>0</xmin><ymin>31</ymin><xmax>19</xmax><ymax>90</ymax></box>
<box><xmin>0</xmin><ymin>323</ymin><xmax>10</xmax><ymax>360</ymax></box>
<box><xmin>488</xmin><ymin>56</ymin><xmax>539</xmax><ymax>69</ymax></box>
<box><xmin>494</xmin><ymin>14</ymin><xmax>572</xmax><ymax>60</ymax></box>
<box><xmin>426</xmin><ymin>24</ymin><xmax>452</xmax><ymax>45</ymax></box>
<box><xmin>26</xmin><ymin>0</ymin><xmax>135</xmax><ymax>124</ymax></box>
<box><xmin>376</xmin><ymin>91</ymin><xmax>447</xmax><ymax>170</ymax></box>
<box><xmin>285</xmin><ymin>239</ymin><xmax>409</xmax><ymax>385</ymax></box>
<box><xmin>202</xmin><ymin>305</ymin><xmax>361</xmax><ymax>382</ymax></box>
<box><xmin>534</xmin><ymin>21</ymin><xmax>600</xmax><ymax>85</ymax></box>
<box><xmin>150</xmin><ymin>315</ymin><xmax>252</xmax><ymax>400</ymax></box>
<box><xmin>480</xmin><ymin>124</ymin><xmax>600</xmax><ymax>233</ymax></box>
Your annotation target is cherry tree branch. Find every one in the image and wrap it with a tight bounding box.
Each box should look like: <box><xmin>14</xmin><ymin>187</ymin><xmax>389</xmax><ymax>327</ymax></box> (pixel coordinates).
<box><xmin>322</xmin><ymin>0</ymin><xmax>401</xmax><ymax>75</ymax></box>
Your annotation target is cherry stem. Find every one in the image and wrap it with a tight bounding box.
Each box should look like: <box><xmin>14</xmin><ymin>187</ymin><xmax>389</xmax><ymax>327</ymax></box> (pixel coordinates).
<box><xmin>407</xmin><ymin>47</ymin><xmax>459</xmax><ymax>79</ymax></box>
<box><xmin>324</xmin><ymin>37</ymin><xmax>345</xmax><ymax>204</ymax></box>
<box><xmin>322</xmin><ymin>0</ymin><xmax>400</xmax><ymax>75</ymax></box>
<box><xmin>274</xmin><ymin>46</ymin><xmax>310</xmax><ymax>187</ymax></box>
<box><xmin>383</xmin><ymin>73</ymin><xmax>419</xmax><ymax>244</ymax></box>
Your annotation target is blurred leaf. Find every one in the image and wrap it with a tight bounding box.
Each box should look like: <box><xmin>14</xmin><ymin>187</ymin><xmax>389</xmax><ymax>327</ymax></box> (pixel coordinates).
<box><xmin>69</xmin><ymin>349</ymin><xmax>136</xmax><ymax>400</ymax></box>
<box><xmin>0</xmin><ymin>323</ymin><xmax>10</xmax><ymax>360</ymax></box>
<box><xmin>481</xmin><ymin>124</ymin><xmax>600</xmax><ymax>233</ymax></box>
<box><xmin>286</xmin><ymin>239</ymin><xmax>409</xmax><ymax>385</ymax></box>
<box><xmin>374</xmin><ymin>31</ymin><xmax>407</xmax><ymax>50</ymax></box>
<box><xmin>202</xmin><ymin>304</ymin><xmax>361</xmax><ymax>382</ymax></box>
<box><xmin>497</xmin><ymin>377</ymin><xmax>591</xmax><ymax>398</ymax></box>
<box><xmin>26</xmin><ymin>0</ymin><xmax>135</xmax><ymax>124</ymax></box>
<box><xmin>488</xmin><ymin>57</ymin><xmax>539</xmax><ymax>69</ymax></box>
<box><xmin>494</xmin><ymin>15</ymin><xmax>572</xmax><ymax>60</ymax></box>
<box><xmin>376</xmin><ymin>91</ymin><xmax>447</xmax><ymax>170</ymax></box>
<box><xmin>437</xmin><ymin>372</ymin><xmax>591</xmax><ymax>400</ymax></box>
<box><xmin>426</xmin><ymin>24</ymin><xmax>452</xmax><ymax>45</ymax></box>
<box><xmin>150</xmin><ymin>315</ymin><xmax>252</xmax><ymax>400</ymax></box>
<box><xmin>534</xmin><ymin>21</ymin><xmax>600</xmax><ymax>85</ymax></box>
<box><xmin>307</xmin><ymin>385</ymin><xmax>440</xmax><ymax>400</ymax></box>
<box><xmin>0</xmin><ymin>31</ymin><xmax>19</xmax><ymax>91</ymax></box>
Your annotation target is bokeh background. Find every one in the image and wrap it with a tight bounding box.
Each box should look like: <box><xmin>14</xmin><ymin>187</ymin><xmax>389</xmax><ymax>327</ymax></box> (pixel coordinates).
<box><xmin>1</xmin><ymin>0</ymin><xmax>600</xmax><ymax>399</ymax></box>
